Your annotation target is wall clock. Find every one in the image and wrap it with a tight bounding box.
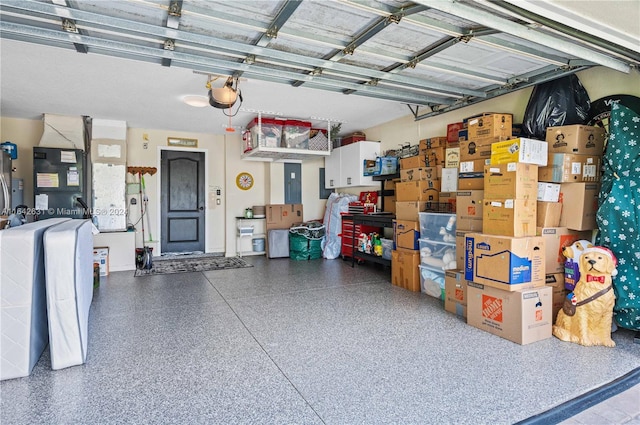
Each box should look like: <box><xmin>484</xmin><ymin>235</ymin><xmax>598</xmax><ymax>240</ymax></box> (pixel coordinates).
<box><xmin>236</xmin><ymin>172</ymin><xmax>254</xmax><ymax>190</ymax></box>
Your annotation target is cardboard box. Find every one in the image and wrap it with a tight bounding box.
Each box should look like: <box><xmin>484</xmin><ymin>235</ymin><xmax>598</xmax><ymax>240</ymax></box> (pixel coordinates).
<box><xmin>483</xmin><ymin>163</ymin><xmax>538</xmax><ymax>200</ymax></box>
<box><xmin>444</xmin><ymin>270</ymin><xmax>467</xmax><ymax>318</ymax></box>
<box><xmin>464</xmin><ymin>233</ymin><xmax>546</xmax><ymax>290</ymax></box>
<box><xmin>395</xmin><ymin>201</ymin><xmax>430</xmax><ymax>221</ymax></box>
<box><xmin>491</xmin><ymin>138</ymin><xmax>548</xmax><ymax>166</ymax></box>
<box><xmin>537</xmin><ymin>183</ymin><xmax>561</xmax><ymax>202</ymax></box>
<box><xmin>393</xmin><ymin>219</ymin><xmax>420</xmax><ymax>250</ymax></box>
<box><xmin>482</xmin><ymin>199</ymin><xmax>537</xmax><ymax>237</ymax></box>
<box><xmin>395</xmin><ymin>181</ymin><xmax>440</xmax><ymax>202</ymax></box>
<box><xmin>467</xmin><ymin>113</ymin><xmax>513</xmax><ymax>144</ymax></box>
<box><xmin>392</xmin><ymin>248</ymin><xmax>421</xmax><ymax>292</ymax></box>
<box><xmin>536</xmin><ymin>227</ymin><xmax>593</xmax><ymax>273</ymax></box>
<box><xmin>545</xmin><ymin>273</ymin><xmax>566</xmax><ymax>320</ymax></box>
<box><xmin>559</xmin><ymin>183</ymin><xmax>599</xmax><ymax>231</ymax></box>
<box><xmin>399</xmin><ymin>155</ymin><xmax>426</xmax><ymax>170</ymax></box>
<box><xmin>537</xmin><ymin>201</ymin><xmax>562</xmax><ymax>227</ymax></box>
<box><xmin>467</xmin><ymin>283</ymin><xmax>552</xmax><ymax>345</ymax></box>
<box><xmin>456</xmin><ymin>231</ymin><xmax>470</xmax><ymax>267</ymax></box>
<box><xmin>439</xmin><ymin>192</ymin><xmax>457</xmax><ymax>213</ymax></box>
<box><xmin>445</xmin><ymin>147</ymin><xmax>460</xmax><ymax>168</ymax></box>
<box><xmin>460</xmin><ymin>158</ymin><xmax>490</xmax><ymax>173</ymax></box>
<box><xmin>459</xmin><ymin>141</ymin><xmax>492</xmax><ymax>162</ymax></box>
<box><xmin>441</xmin><ymin>168</ymin><xmax>458</xmax><ymax>192</ymax></box>
<box><xmin>447</xmin><ymin>123</ymin><xmax>464</xmax><ymax>143</ymax></box>
<box><xmin>93</xmin><ymin>247</ymin><xmax>109</xmax><ymax>276</ymax></box>
<box><xmin>538</xmin><ymin>153</ymin><xmax>601</xmax><ymax>183</ymax></box>
<box><xmin>458</xmin><ymin>173</ymin><xmax>484</xmax><ymax>190</ymax></box>
<box><xmin>456</xmin><ymin>190</ymin><xmax>484</xmax><ymax>231</ymax></box>
<box><xmin>266</xmin><ymin>204</ymin><xmax>303</xmax><ymax>229</ymax></box>
<box><xmin>383</xmin><ymin>197</ymin><xmax>396</xmax><ymax>214</ymax></box>
<box><xmin>400</xmin><ymin>166</ymin><xmax>442</xmax><ymax>182</ymax></box>
<box><xmin>546</xmin><ymin>124</ymin><xmax>606</xmax><ymax>155</ymax></box>
<box><xmin>421</xmin><ymin>147</ymin><xmax>446</xmax><ymax>167</ymax></box>
<box><xmin>419</xmin><ymin>137</ymin><xmax>447</xmax><ymax>150</ymax></box>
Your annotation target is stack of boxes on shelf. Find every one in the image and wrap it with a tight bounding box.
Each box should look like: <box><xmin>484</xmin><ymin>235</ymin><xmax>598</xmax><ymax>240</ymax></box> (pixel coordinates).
<box><xmin>385</xmin><ymin>115</ymin><xmax>607</xmax><ymax>345</ymax></box>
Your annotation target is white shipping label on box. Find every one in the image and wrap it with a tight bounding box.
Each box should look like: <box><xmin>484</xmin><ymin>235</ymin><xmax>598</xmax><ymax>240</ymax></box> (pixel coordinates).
<box><xmin>537</xmin><ymin>182</ymin><xmax>561</xmax><ymax>202</ymax></box>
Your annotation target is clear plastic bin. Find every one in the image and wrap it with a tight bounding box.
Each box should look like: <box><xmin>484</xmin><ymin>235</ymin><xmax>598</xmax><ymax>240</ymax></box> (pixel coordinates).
<box><xmin>247</xmin><ymin>117</ymin><xmax>283</xmax><ymax>148</ymax></box>
<box><xmin>418</xmin><ymin>212</ymin><xmax>456</xmax><ymax>241</ymax></box>
<box><xmin>381</xmin><ymin>238</ymin><xmax>393</xmax><ymax>260</ymax></box>
<box><xmin>282</xmin><ymin>120</ymin><xmax>311</xmax><ymax>149</ymax></box>
<box><xmin>418</xmin><ymin>238</ymin><xmax>457</xmax><ymax>270</ymax></box>
<box><xmin>420</xmin><ymin>264</ymin><xmax>445</xmax><ymax>300</ymax></box>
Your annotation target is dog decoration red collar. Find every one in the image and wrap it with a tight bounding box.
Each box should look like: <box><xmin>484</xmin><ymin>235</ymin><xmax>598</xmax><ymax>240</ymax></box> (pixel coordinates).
<box><xmin>586</xmin><ymin>274</ymin><xmax>606</xmax><ymax>283</ymax></box>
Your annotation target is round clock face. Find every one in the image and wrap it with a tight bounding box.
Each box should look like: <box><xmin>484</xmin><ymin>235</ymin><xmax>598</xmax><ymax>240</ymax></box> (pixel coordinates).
<box><xmin>236</xmin><ymin>172</ymin><xmax>254</xmax><ymax>190</ymax></box>
<box><xmin>587</xmin><ymin>94</ymin><xmax>640</xmax><ymax>140</ymax></box>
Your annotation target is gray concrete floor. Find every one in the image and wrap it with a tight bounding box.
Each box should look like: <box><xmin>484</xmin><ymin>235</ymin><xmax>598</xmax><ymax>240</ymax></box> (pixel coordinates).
<box><xmin>1</xmin><ymin>256</ymin><xmax>638</xmax><ymax>424</ymax></box>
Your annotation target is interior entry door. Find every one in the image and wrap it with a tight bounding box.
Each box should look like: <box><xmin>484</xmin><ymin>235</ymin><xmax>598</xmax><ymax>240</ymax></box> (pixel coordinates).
<box><xmin>161</xmin><ymin>150</ymin><xmax>205</xmax><ymax>254</ymax></box>
<box><xmin>284</xmin><ymin>163</ymin><xmax>301</xmax><ymax>204</ymax></box>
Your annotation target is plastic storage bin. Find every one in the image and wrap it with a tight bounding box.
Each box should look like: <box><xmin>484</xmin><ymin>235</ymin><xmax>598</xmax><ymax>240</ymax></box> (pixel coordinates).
<box><xmin>419</xmin><ymin>238</ymin><xmax>457</xmax><ymax>270</ymax></box>
<box><xmin>418</xmin><ymin>212</ymin><xmax>456</xmax><ymax>241</ymax></box>
<box><xmin>381</xmin><ymin>238</ymin><xmax>393</xmax><ymax>260</ymax></box>
<box><xmin>420</xmin><ymin>264</ymin><xmax>445</xmax><ymax>300</ymax></box>
<box><xmin>282</xmin><ymin>120</ymin><xmax>311</xmax><ymax>149</ymax></box>
<box><xmin>247</xmin><ymin>117</ymin><xmax>283</xmax><ymax>148</ymax></box>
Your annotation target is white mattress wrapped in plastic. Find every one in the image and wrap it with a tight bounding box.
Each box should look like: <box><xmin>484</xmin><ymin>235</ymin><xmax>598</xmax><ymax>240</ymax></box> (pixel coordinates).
<box><xmin>0</xmin><ymin>218</ymin><xmax>70</xmax><ymax>380</ymax></box>
<box><xmin>321</xmin><ymin>192</ymin><xmax>357</xmax><ymax>259</ymax></box>
<box><xmin>43</xmin><ymin>219</ymin><xmax>94</xmax><ymax>370</ymax></box>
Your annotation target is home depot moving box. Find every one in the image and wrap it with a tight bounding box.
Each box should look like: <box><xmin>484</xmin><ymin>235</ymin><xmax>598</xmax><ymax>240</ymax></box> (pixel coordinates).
<box><xmin>467</xmin><ymin>283</ymin><xmax>552</xmax><ymax>345</ymax></box>
<box><xmin>536</xmin><ymin>227</ymin><xmax>593</xmax><ymax>274</ymax></box>
<box><xmin>266</xmin><ymin>204</ymin><xmax>303</xmax><ymax>229</ymax></box>
<box><xmin>559</xmin><ymin>183</ymin><xmax>600</xmax><ymax>231</ymax></box>
<box><xmin>546</xmin><ymin>124</ymin><xmax>606</xmax><ymax>155</ymax></box>
<box><xmin>490</xmin><ymin>138</ymin><xmax>548</xmax><ymax>166</ymax></box>
<box><xmin>392</xmin><ymin>248</ymin><xmax>420</xmax><ymax>292</ymax></box>
<box><xmin>456</xmin><ymin>190</ymin><xmax>484</xmax><ymax>231</ymax></box>
<box><xmin>482</xmin><ymin>199</ymin><xmax>537</xmax><ymax>237</ymax></box>
<box><xmin>538</xmin><ymin>154</ymin><xmax>601</xmax><ymax>183</ymax></box>
<box><xmin>456</xmin><ymin>230</ymin><xmax>470</xmax><ymax>268</ymax></box>
<box><xmin>483</xmin><ymin>163</ymin><xmax>538</xmax><ymax>200</ymax></box>
<box><xmin>444</xmin><ymin>270</ymin><xmax>467</xmax><ymax>318</ymax></box>
<box><xmin>467</xmin><ymin>113</ymin><xmax>513</xmax><ymax>144</ymax></box>
<box><xmin>465</xmin><ymin>233</ymin><xmax>546</xmax><ymax>291</ymax></box>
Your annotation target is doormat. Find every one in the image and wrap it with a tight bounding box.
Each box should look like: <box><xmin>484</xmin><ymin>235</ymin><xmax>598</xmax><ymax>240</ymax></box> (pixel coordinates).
<box><xmin>134</xmin><ymin>255</ymin><xmax>252</xmax><ymax>277</ymax></box>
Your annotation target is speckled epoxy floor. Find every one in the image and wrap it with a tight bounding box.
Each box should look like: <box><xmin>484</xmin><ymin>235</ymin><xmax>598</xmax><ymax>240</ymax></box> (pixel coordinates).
<box><xmin>1</xmin><ymin>256</ymin><xmax>638</xmax><ymax>424</ymax></box>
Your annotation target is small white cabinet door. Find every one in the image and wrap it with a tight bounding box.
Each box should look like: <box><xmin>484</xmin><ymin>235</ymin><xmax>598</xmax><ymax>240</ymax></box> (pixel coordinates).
<box><xmin>339</xmin><ymin>141</ymin><xmax>380</xmax><ymax>187</ymax></box>
<box><xmin>324</xmin><ymin>149</ymin><xmax>341</xmax><ymax>189</ymax></box>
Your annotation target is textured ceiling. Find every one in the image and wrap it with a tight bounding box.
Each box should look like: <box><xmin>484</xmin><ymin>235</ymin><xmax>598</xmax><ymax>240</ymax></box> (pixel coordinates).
<box><xmin>1</xmin><ymin>0</ymin><xmax>638</xmax><ymax>136</ymax></box>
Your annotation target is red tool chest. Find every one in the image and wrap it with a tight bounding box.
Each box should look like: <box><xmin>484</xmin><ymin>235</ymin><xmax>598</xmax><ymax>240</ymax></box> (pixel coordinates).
<box><xmin>340</xmin><ymin>215</ymin><xmax>382</xmax><ymax>260</ymax></box>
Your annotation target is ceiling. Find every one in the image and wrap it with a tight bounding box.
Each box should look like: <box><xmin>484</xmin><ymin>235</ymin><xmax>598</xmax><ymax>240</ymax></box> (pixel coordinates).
<box><xmin>1</xmin><ymin>0</ymin><xmax>638</xmax><ymax>136</ymax></box>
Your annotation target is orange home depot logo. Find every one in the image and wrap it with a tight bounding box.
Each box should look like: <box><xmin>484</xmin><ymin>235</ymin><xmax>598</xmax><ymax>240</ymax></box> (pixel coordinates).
<box><xmin>467</xmin><ymin>205</ymin><xmax>476</xmax><ymax>216</ymax></box>
<box><xmin>455</xmin><ymin>288</ymin><xmax>464</xmax><ymax>301</ymax></box>
<box><xmin>535</xmin><ymin>308</ymin><xmax>543</xmax><ymax>321</ymax></box>
<box><xmin>482</xmin><ymin>294</ymin><xmax>503</xmax><ymax>322</ymax></box>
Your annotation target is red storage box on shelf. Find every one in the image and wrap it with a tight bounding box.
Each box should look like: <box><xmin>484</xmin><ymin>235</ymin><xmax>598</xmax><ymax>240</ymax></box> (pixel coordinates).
<box><xmin>246</xmin><ymin>117</ymin><xmax>284</xmax><ymax>149</ymax></box>
<box><xmin>282</xmin><ymin>120</ymin><xmax>311</xmax><ymax>149</ymax></box>
<box><xmin>341</xmin><ymin>132</ymin><xmax>366</xmax><ymax>145</ymax></box>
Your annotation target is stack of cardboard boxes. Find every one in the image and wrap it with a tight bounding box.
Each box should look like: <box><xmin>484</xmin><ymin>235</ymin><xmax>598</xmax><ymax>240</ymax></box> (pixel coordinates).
<box><xmin>391</xmin><ymin>137</ymin><xmax>446</xmax><ymax>292</ymax></box>
<box><xmin>387</xmin><ymin>117</ymin><xmax>606</xmax><ymax>345</ymax></box>
<box><xmin>536</xmin><ymin>124</ymin><xmax>606</xmax><ymax>313</ymax></box>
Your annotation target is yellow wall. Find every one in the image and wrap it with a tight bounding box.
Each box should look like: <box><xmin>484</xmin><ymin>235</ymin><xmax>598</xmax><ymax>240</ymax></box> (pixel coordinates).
<box><xmin>2</xmin><ymin>66</ymin><xmax>638</xmax><ymax>256</ymax></box>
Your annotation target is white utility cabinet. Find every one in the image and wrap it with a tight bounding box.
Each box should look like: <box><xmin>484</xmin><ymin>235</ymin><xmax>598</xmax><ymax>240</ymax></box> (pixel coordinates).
<box><xmin>324</xmin><ymin>141</ymin><xmax>380</xmax><ymax>188</ymax></box>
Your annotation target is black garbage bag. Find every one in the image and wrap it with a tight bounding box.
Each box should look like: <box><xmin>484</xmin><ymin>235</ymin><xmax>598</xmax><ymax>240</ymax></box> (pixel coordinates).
<box><xmin>522</xmin><ymin>74</ymin><xmax>590</xmax><ymax>140</ymax></box>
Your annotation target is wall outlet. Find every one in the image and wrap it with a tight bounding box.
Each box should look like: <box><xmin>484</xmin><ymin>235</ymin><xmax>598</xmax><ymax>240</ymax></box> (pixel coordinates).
<box><xmin>143</xmin><ymin>142</ymin><xmax>148</xmax><ymax>149</ymax></box>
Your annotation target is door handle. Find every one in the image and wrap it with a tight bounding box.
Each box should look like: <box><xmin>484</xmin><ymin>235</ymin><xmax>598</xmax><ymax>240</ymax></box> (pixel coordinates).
<box><xmin>199</xmin><ymin>206</ymin><xmax>204</xmax><ymax>211</ymax></box>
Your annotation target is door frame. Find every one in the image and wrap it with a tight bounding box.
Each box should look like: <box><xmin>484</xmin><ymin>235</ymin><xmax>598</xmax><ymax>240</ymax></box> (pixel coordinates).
<box><xmin>157</xmin><ymin>146</ymin><xmax>209</xmax><ymax>256</ymax></box>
